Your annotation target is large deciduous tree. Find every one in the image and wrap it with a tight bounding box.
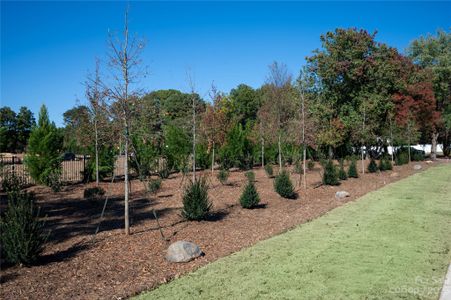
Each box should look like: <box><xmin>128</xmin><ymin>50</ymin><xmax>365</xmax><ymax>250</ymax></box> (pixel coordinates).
<box><xmin>408</xmin><ymin>29</ymin><xmax>451</xmax><ymax>158</ymax></box>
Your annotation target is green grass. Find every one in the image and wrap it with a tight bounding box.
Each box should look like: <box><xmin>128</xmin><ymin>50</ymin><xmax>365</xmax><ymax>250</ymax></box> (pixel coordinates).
<box><xmin>136</xmin><ymin>165</ymin><xmax>451</xmax><ymax>300</ymax></box>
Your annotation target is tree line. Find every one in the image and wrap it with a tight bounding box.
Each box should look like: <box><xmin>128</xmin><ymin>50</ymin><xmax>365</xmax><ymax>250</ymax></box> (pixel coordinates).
<box><xmin>1</xmin><ymin>22</ymin><xmax>449</xmax><ymax>235</ymax></box>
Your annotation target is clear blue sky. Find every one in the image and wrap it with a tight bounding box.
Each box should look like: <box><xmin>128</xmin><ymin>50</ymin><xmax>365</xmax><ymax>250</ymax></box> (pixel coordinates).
<box><xmin>1</xmin><ymin>1</ymin><xmax>450</xmax><ymax>127</ymax></box>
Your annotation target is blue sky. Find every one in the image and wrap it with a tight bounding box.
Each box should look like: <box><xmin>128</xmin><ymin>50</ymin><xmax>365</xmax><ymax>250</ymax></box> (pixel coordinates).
<box><xmin>1</xmin><ymin>1</ymin><xmax>450</xmax><ymax>126</ymax></box>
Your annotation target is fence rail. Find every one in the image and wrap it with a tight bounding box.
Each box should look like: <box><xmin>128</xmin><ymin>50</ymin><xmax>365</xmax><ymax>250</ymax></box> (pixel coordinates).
<box><xmin>0</xmin><ymin>156</ymin><xmax>88</xmax><ymax>185</ymax></box>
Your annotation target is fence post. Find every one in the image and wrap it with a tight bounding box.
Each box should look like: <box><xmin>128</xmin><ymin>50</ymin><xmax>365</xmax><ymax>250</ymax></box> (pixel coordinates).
<box><xmin>83</xmin><ymin>155</ymin><xmax>86</xmax><ymax>182</ymax></box>
<box><xmin>12</xmin><ymin>156</ymin><xmax>15</xmax><ymax>175</ymax></box>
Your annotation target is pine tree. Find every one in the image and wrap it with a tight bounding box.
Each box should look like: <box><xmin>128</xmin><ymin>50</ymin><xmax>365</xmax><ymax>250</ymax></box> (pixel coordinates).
<box><xmin>1</xmin><ymin>186</ymin><xmax>48</xmax><ymax>265</ymax></box>
<box><xmin>182</xmin><ymin>177</ymin><xmax>211</xmax><ymax>221</ymax></box>
<box><xmin>274</xmin><ymin>170</ymin><xmax>296</xmax><ymax>199</ymax></box>
<box><xmin>367</xmin><ymin>158</ymin><xmax>378</xmax><ymax>173</ymax></box>
<box><xmin>323</xmin><ymin>160</ymin><xmax>339</xmax><ymax>185</ymax></box>
<box><xmin>25</xmin><ymin>105</ymin><xmax>63</xmax><ymax>190</ymax></box>
<box><xmin>338</xmin><ymin>159</ymin><xmax>348</xmax><ymax>180</ymax></box>
<box><xmin>239</xmin><ymin>181</ymin><xmax>260</xmax><ymax>208</ymax></box>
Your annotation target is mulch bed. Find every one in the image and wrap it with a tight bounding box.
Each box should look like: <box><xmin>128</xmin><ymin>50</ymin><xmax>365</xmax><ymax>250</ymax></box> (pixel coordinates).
<box><xmin>0</xmin><ymin>160</ymin><xmax>441</xmax><ymax>299</ymax></box>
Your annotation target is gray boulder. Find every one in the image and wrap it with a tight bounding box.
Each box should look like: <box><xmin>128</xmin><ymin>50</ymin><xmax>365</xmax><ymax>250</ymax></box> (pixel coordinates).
<box><xmin>414</xmin><ymin>164</ymin><xmax>422</xmax><ymax>170</ymax></box>
<box><xmin>335</xmin><ymin>191</ymin><xmax>350</xmax><ymax>199</ymax></box>
<box><xmin>166</xmin><ymin>241</ymin><xmax>203</xmax><ymax>263</ymax></box>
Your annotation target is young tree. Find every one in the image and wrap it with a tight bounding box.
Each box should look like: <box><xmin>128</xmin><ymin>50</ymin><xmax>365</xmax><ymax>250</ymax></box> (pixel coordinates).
<box><xmin>187</xmin><ymin>72</ymin><xmax>197</xmax><ymax>181</ymax></box>
<box><xmin>295</xmin><ymin>67</ymin><xmax>315</xmax><ymax>189</ymax></box>
<box><xmin>85</xmin><ymin>59</ymin><xmax>108</xmax><ymax>185</ymax></box>
<box><xmin>105</xmin><ymin>9</ymin><xmax>146</xmax><ymax>235</ymax></box>
<box><xmin>201</xmin><ymin>83</ymin><xmax>229</xmax><ymax>173</ymax></box>
<box><xmin>265</xmin><ymin>61</ymin><xmax>294</xmax><ymax>172</ymax></box>
<box><xmin>25</xmin><ymin>105</ymin><xmax>63</xmax><ymax>188</ymax></box>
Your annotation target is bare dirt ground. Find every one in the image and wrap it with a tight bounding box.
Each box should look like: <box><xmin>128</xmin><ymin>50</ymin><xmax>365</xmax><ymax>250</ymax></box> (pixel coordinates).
<box><xmin>0</xmin><ymin>160</ymin><xmax>445</xmax><ymax>299</ymax></box>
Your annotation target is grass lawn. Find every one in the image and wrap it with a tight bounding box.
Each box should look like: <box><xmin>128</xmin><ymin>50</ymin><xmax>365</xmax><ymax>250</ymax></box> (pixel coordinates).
<box><xmin>136</xmin><ymin>164</ymin><xmax>451</xmax><ymax>300</ymax></box>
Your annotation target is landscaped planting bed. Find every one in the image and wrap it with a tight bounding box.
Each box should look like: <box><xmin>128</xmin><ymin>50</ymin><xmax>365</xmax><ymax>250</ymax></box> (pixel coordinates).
<box><xmin>0</xmin><ymin>160</ymin><xmax>442</xmax><ymax>299</ymax></box>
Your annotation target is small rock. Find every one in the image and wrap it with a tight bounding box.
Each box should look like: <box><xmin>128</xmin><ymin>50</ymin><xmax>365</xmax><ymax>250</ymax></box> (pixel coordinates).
<box><xmin>166</xmin><ymin>241</ymin><xmax>203</xmax><ymax>263</ymax></box>
<box><xmin>390</xmin><ymin>172</ymin><xmax>399</xmax><ymax>178</ymax></box>
<box><xmin>335</xmin><ymin>191</ymin><xmax>350</xmax><ymax>199</ymax></box>
<box><xmin>413</xmin><ymin>164</ymin><xmax>422</xmax><ymax>170</ymax></box>
<box><xmin>425</xmin><ymin>160</ymin><xmax>433</xmax><ymax>164</ymax></box>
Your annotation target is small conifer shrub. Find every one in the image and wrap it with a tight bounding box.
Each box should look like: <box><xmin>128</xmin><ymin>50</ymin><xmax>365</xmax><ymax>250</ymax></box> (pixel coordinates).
<box><xmin>379</xmin><ymin>157</ymin><xmax>393</xmax><ymax>171</ymax></box>
<box><xmin>1</xmin><ymin>190</ymin><xmax>48</xmax><ymax>265</ymax></box>
<box><xmin>83</xmin><ymin>186</ymin><xmax>106</xmax><ymax>200</ymax></box>
<box><xmin>217</xmin><ymin>169</ymin><xmax>229</xmax><ymax>185</ymax></box>
<box><xmin>294</xmin><ymin>160</ymin><xmax>303</xmax><ymax>174</ymax></box>
<box><xmin>264</xmin><ymin>164</ymin><xmax>274</xmax><ymax>178</ymax></box>
<box><xmin>274</xmin><ymin>170</ymin><xmax>296</xmax><ymax>199</ymax></box>
<box><xmin>368</xmin><ymin>158</ymin><xmax>378</xmax><ymax>173</ymax></box>
<box><xmin>182</xmin><ymin>177</ymin><xmax>211</xmax><ymax>221</ymax></box>
<box><xmin>239</xmin><ymin>181</ymin><xmax>260</xmax><ymax>209</ymax></box>
<box><xmin>338</xmin><ymin>160</ymin><xmax>348</xmax><ymax>180</ymax></box>
<box><xmin>307</xmin><ymin>160</ymin><xmax>315</xmax><ymax>171</ymax></box>
<box><xmin>323</xmin><ymin>160</ymin><xmax>339</xmax><ymax>186</ymax></box>
<box><xmin>148</xmin><ymin>178</ymin><xmax>162</xmax><ymax>194</ymax></box>
<box><xmin>396</xmin><ymin>152</ymin><xmax>409</xmax><ymax>165</ymax></box>
<box><xmin>348</xmin><ymin>158</ymin><xmax>359</xmax><ymax>178</ymax></box>
<box><xmin>245</xmin><ymin>170</ymin><xmax>255</xmax><ymax>182</ymax></box>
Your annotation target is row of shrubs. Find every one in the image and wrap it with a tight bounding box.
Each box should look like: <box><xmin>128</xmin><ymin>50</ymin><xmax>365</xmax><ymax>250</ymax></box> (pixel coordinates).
<box><xmin>182</xmin><ymin>155</ymin><xmax>400</xmax><ymax>221</ymax></box>
<box><xmin>0</xmin><ymin>154</ymin><xmax>408</xmax><ymax>265</ymax></box>
<box><xmin>321</xmin><ymin>156</ymin><xmax>395</xmax><ymax>186</ymax></box>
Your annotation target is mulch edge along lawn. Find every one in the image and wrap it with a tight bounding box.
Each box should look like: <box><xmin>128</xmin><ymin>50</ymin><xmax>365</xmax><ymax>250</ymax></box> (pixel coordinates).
<box><xmin>136</xmin><ymin>164</ymin><xmax>451</xmax><ymax>300</ymax></box>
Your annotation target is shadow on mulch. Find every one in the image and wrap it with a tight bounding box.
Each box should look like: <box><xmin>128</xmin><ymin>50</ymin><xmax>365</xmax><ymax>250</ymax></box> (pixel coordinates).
<box><xmin>251</xmin><ymin>203</ymin><xmax>268</xmax><ymax>209</ymax></box>
<box><xmin>205</xmin><ymin>210</ymin><xmax>229</xmax><ymax>222</ymax></box>
<box><xmin>41</xmin><ymin>194</ymin><xmax>172</xmax><ymax>245</ymax></box>
<box><xmin>0</xmin><ymin>272</ymin><xmax>18</xmax><ymax>284</ymax></box>
<box><xmin>38</xmin><ymin>241</ymin><xmax>91</xmax><ymax>266</ymax></box>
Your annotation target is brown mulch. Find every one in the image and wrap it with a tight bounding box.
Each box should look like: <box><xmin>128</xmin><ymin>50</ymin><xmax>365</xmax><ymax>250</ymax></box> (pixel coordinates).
<box><xmin>0</xmin><ymin>160</ymin><xmax>442</xmax><ymax>299</ymax></box>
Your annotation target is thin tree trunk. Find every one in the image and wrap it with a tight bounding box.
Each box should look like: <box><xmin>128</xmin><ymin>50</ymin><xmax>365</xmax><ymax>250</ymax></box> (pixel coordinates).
<box><xmin>361</xmin><ymin>146</ymin><xmax>365</xmax><ymax>174</ymax></box>
<box><xmin>302</xmin><ymin>146</ymin><xmax>306</xmax><ymax>189</ymax></box>
<box><xmin>361</xmin><ymin>106</ymin><xmax>366</xmax><ymax>174</ymax></box>
<box><xmin>278</xmin><ymin>133</ymin><xmax>282</xmax><ymax>172</ymax></box>
<box><xmin>192</xmin><ymin>94</ymin><xmax>196</xmax><ymax>182</ymax></box>
<box><xmin>94</xmin><ymin>119</ymin><xmax>99</xmax><ymax>186</ymax></box>
<box><xmin>390</xmin><ymin>117</ymin><xmax>394</xmax><ymax>163</ymax></box>
<box><xmin>408</xmin><ymin>122</ymin><xmax>411</xmax><ymax>163</ymax></box>
<box><xmin>431</xmin><ymin>131</ymin><xmax>439</xmax><ymax>160</ymax></box>
<box><xmin>124</xmin><ymin>125</ymin><xmax>130</xmax><ymax>235</ymax></box>
<box><xmin>301</xmin><ymin>91</ymin><xmax>306</xmax><ymax>189</ymax></box>
<box><xmin>123</xmin><ymin>9</ymin><xmax>130</xmax><ymax>235</ymax></box>
<box><xmin>260</xmin><ymin>121</ymin><xmax>264</xmax><ymax>167</ymax></box>
<box><xmin>211</xmin><ymin>143</ymin><xmax>215</xmax><ymax>174</ymax></box>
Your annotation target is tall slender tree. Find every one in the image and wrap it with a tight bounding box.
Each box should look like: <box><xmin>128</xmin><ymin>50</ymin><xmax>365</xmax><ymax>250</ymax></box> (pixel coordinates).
<box><xmin>105</xmin><ymin>8</ymin><xmax>146</xmax><ymax>235</ymax></box>
<box><xmin>266</xmin><ymin>61</ymin><xmax>293</xmax><ymax>172</ymax></box>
